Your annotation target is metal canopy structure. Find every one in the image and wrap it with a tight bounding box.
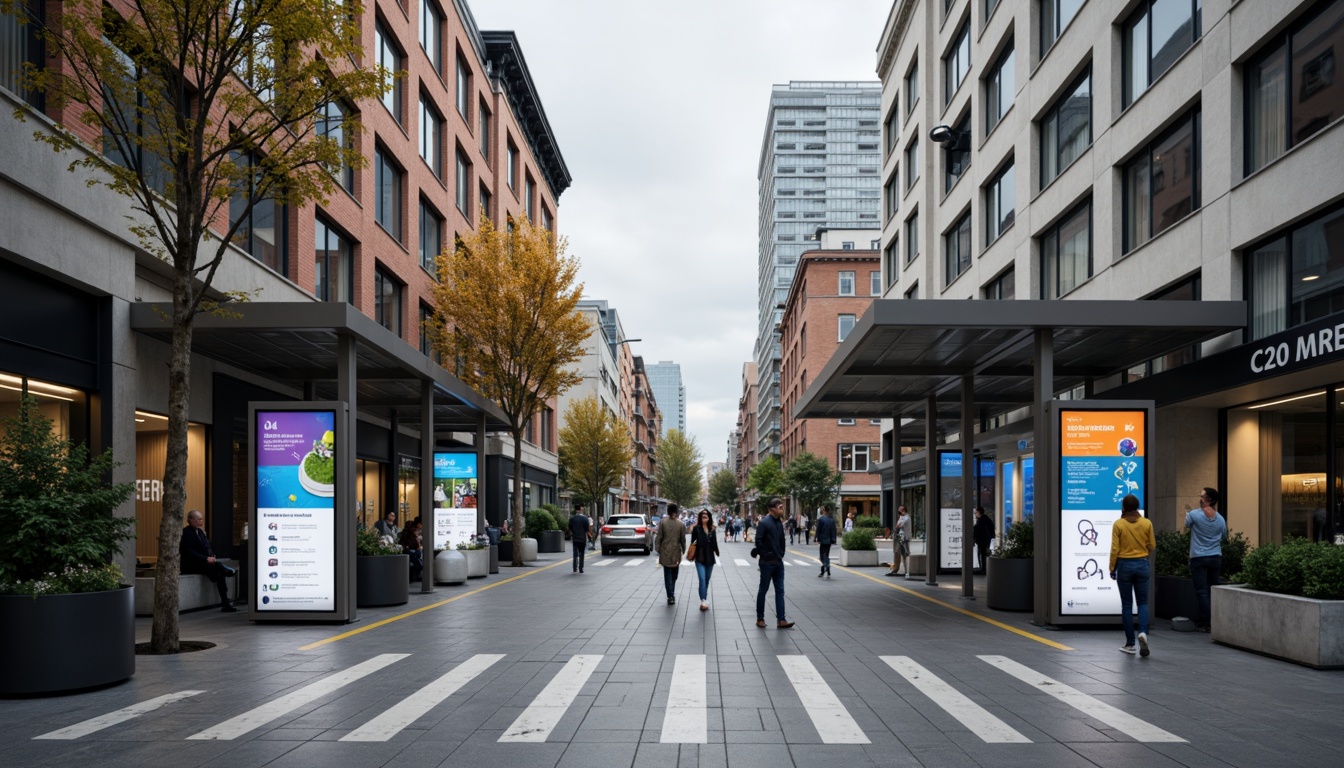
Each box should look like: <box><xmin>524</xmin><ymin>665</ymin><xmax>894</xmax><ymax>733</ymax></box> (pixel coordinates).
<box><xmin>130</xmin><ymin>301</ymin><xmax>510</xmax><ymax>433</ymax></box>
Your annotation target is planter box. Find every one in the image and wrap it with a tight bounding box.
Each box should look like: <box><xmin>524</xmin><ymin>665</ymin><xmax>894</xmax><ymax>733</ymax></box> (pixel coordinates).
<box><xmin>356</xmin><ymin>555</ymin><xmax>410</xmax><ymax>607</ymax></box>
<box><xmin>498</xmin><ymin>537</ymin><xmax>539</xmax><ymax>563</ymax></box>
<box><xmin>986</xmin><ymin>556</ymin><xmax>1034</xmax><ymax>612</ymax></box>
<box><xmin>463</xmin><ymin>548</ymin><xmax>489</xmax><ymax>578</ymax></box>
<box><xmin>0</xmin><ymin>585</ymin><xmax>135</xmax><ymax>694</ymax></box>
<box><xmin>905</xmin><ymin>554</ymin><xmax>927</xmax><ymax>577</ymax></box>
<box><xmin>839</xmin><ymin>548</ymin><xmax>879</xmax><ymax>567</ymax></box>
<box><xmin>1212</xmin><ymin>584</ymin><xmax>1344</xmax><ymax>668</ymax></box>
<box><xmin>434</xmin><ymin>550</ymin><xmax>468</xmax><ymax>585</ymax></box>
<box><xmin>489</xmin><ymin>544</ymin><xmax>499</xmax><ymax>574</ymax></box>
<box><xmin>538</xmin><ymin>530</ymin><xmax>564</xmax><ymax>553</ymax></box>
<box><xmin>1154</xmin><ymin>575</ymin><xmax>1200</xmax><ymax>621</ymax></box>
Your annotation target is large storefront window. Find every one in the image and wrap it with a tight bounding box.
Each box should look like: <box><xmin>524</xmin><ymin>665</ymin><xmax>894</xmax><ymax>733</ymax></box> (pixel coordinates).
<box><xmin>135</xmin><ymin>412</ymin><xmax>207</xmax><ymax>560</ymax></box>
<box><xmin>0</xmin><ymin>372</ymin><xmax>85</xmax><ymax>443</ymax></box>
<box><xmin>357</xmin><ymin>458</ymin><xmax>386</xmax><ymax>530</ymax></box>
<box><xmin>398</xmin><ymin>457</ymin><xmax>421</xmax><ymax>524</ymax></box>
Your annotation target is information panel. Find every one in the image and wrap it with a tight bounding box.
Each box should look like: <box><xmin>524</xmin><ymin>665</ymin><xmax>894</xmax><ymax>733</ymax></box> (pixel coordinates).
<box><xmin>432</xmin><ymin>452</ymin><xmax>478</xmax><ymax>549</ymax></box>
<box><xmin>938</xmin><ymin>452</ymin><xmax>963</xmax><ymax>570</ymax></box>
<box><xmin>1002</xmin><ymin>461</ymin><xmax>1015</xmax><ymax>528</ymax></box>
<box><xmin>1059</xmin><ymin>409</ymin><xmax>1147</xmax><ymax>616</ymax></box>
<box><xmin>255</xmin><ymin>409</ymin><xmax>337</xmax><ymax>612</ymax></box>
<box><xmin>1022</xmin><ymin>457</ymin><xmax>1035</xmax><ymax>522</ymax></box>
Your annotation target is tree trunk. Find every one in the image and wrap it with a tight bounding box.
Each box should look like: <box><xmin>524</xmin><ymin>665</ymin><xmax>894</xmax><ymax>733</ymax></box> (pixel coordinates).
<box><xmin>149</xmin><ymin>271</ymin><xmax>195</xmax><ymax>653</ymax></box>
<box><xmin>511</xmin><ymin>428</ymin><xmax>524</xmax><ymax>567</ymax></box>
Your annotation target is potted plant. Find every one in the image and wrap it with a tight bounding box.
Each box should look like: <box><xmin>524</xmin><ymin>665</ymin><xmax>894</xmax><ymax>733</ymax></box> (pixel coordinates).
<box><xmin>457</xmin><ymin>540</ymin><xmax>489</xmax><ymax>578</ymax></box>
<box><xmin>527</xmin><ymin>507</ymin><xmax>562</xmax><ymax>555</ymax></box>
<box><xmin>0</xmin><ymin>395</ymin><xmax>137</xmax><ymax>694</ymax></box>
<box><xmin>355</xmin><ymin>528</ymin><xmax>409</xmax><ymax>607</ymax></box>
<box><xmin>839</xmin><ymin>529</ymin><xmax>879</xmax><ymax>567</ymax></box>
<box><xmin>1153</xmin><ymin>529</ymin><xmax>1250</xmax><ymax>620</ymax></box>
<box><xmin>986</xmin><ymin>520</ymin><xmax>1034</xmax><ymax>611</ymax></box>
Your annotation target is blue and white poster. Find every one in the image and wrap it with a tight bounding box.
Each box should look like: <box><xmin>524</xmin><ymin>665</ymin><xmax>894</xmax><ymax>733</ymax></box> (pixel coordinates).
<box><xmin>255</xmin><ymin>409</ymin><xmax>337</xmax><ymax>612</ymax></box>
<box><xmin>432</xmin><ymin>452</ymin><xmax>478</xmax><ymax>549</ymax></box>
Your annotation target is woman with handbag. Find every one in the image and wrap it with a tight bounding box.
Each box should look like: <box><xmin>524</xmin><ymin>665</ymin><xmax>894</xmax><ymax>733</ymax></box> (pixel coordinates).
<box><xmin>688</xmin><ymin>509</ymin><xmax>721</xmax><ymax>612</ymax></box>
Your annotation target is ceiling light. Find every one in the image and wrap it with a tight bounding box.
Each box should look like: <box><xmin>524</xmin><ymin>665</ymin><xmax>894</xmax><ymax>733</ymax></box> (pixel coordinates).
<box><xmin>1248</xmin><ymin>390</ymin><xmax>1326</xmax><ymax>409</ymax></box>
<box><xmin>1302</xmin><ymin>275</ymin><xmax>1320</xmax><ymax>282</ymax></box>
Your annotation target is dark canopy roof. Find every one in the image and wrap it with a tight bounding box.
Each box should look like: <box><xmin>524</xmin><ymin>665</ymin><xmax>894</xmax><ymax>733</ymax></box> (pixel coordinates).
<box><xmin>130</xmin><ymin>301</ymin><xmax>510</xmax><ymax>433</ymax></box>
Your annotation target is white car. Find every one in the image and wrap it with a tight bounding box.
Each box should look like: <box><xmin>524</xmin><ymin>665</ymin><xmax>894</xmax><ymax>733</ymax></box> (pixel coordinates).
<box><xmin>600</xmin><ymin>514</ymin><xmax>653</xmax><ymax>555</ymax></box>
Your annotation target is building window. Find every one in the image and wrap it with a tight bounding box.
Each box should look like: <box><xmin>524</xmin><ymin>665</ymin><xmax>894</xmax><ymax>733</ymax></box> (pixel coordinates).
<box><xmin>838</xmin><ymin>418</ymin><xmax>856</xmax><ymax>426</ymax></box>
<box><xmin>1123</xmin><ymin>0</ymin><xmax>1201</xmax><ymax>108</ymax></box>
<box><xmin>228</xmin><ymin>152</ymin><xmax>287</xmax><ymax>275</ymax></box>
<box><xmin>480</xmin><ymin>184</ymin><xmax>492</xmax><ymax>222</ymax></box>
<box><xmin>905</xmin><ymin>139</ymin><xmax>920</xmax><ymax>188</ymax></box>
<box><xmin>871</xmin><ymin>270</ymin><xmax>882</xmax><ymax>296</ymax></box>
<box><xmin>840</xmin><ymin>443</ymin><xmax>881</xmax><ymax>472</ymax></box>
<box><xmin>479</xmin><ymin>100</ymin><xmax>491</xmax><ymax>161</ymax></box>
<box><xmin>905</xmin><ymin>212</ymin><xmax>920</xmax><ymax>264</ymax></box>
<box><xmin>420</xmin><ymin>0</ymin><xmax>443</xmax><ymax>74</ymax></box>
<box><xmin>944</xmin><ymin>212</ymin><xmax>972</xmax><ymax>287</ymax></box>
<box><xmin>374</xmin><ymin>266</ymin><xmax>402</xmax><ymax>337</ymax></box>
<box><xmin>985</xmin><ymin>42</ymin><xmax>1015</xmax><ymax>134</ymax></box>
<box><xmin>1040</xmin><ymin>200</ymin><xmax>1091</xmax><ymax>298</ymax></box>
<box><xmin>374</xmin><ymin>146</ymin><xmax>402</xmax><ymax>240</ymax></box>
<box><xmin>542</xmin><ymin>206</ymin><xmax>554</xmax><ymax>231</ymax></box>
<box><xmin>420</xmin><ymin>303</ymin><xmax>437</xmax><ymax>358</ymax></box>
<box><xmin>1126</xmin><ymin>275</ymin><xmax>1201</xmax><ymax>379</ymax></box>
<box><xmin>985</xmin><ymin>160</ymin><xmax>1015</xmax><ymax>244</ymax></box>
<box><xmin>885</xmin><ymin>240</ymin><xmax>899</xmax><ymax>287</ymax></box>
<box><xmin>838</xmin><ymin>270</ymin><xmax>856</xmax><ymax>296</ymax></box>
<box><xmin>1040</xmin><ymin>67</ymin><xmax>1091</xmax><ymax>187</ymax></box>
<box><xmin>101</xmin><ymin>44</ymin><xmax>168</xmax><ymax>195</ymax></box>
<box><xmin>1</xmin><ymin>0</ymin><xmax>44</xmax><ymax>109</ymax></box>
<box><xmin>984</xmin><ymin>267</ymin><xmax>1016</xmax><ymax>299</ymax></box>
<box><xmin>905</xmin><ymin>62</ymin><xmax>919</xmax><ymax>114</ymax></box>
<box><xmin>455</xmin><ymin>52</ymin><xmax>471</xmax><ymax>119</ymax></box>
<box><xmin>419</xmin><ymin>199</ymin><xmax>443</xmax><ymax>273</ymax></box>
<box><xmin>943</xmin><ymin>114</ymin><xmax>971</xmax><ymax>193</ymax></box>
<box><xmin>945</xmin><ymin>20</ymin><xmax>971</xmax><ymax>105</ymax></box>
<box><xmin>314</xmin><ymin>215</ymin><xmax>352</xmax><ymax>303</ymax></box>
<box><xmin>986</xmin><ymin>0</ymin><xmax>1002</xmax><ymax>20</ymax></box>
<box><xmin>905</xmin><ymin>282</ymin><xmax>919</xmax><ymax>300</ymax></box>
<box><xmin>884</xmin><ymin>103</ymin><xmax>900</xmax><ymax>156</ymax></box>
<box><xmin>1245</xmin><ymin>0</ymin><xmax>1344</xmax><ymax>176</ymax></box>
<box><xmin>1124</xmin><ymin>107</ymin><xmax>1200</xmax><ymax>253</ymax></box>
<box><xmin>507</xmin><ymin>140</ymin><xmax>519</xmax><ymax>190</ymax></box>
<box><xmin>1040</xmin><ymin>0</ymin><xmax>1085</xmax><ymax>57</ymax></box>
<box><xmin>456</xmin><ymin>148</ymin><xmax>471</xmax><ymax>215</ymax></box>
<box><xmin>317</xmin><ymin>101</ymin><xmax>354</xmax><ymax>193</ymax></box>
<box><xmin>525</xmin><ymin>176</ymin><xmax>536</xmax><ymax>221</ymax></box>
<box><xmin>1246</xmin><ymin>202</ymin><xmax>1344</xmax><ymax>340</ymax></box>
<box><xmin>419</xmin><ymin>94</ymin><xmax>442</xmax><ymax>177</ymax></box>
<box><xmin>838</xmin><ymin>314</ymin><xmax>856</xmax><ymax>341</ymax></box>
<box><xmin>375</xmin><ymin>21</ymin><xmax>403</xmax><ymax>123</ymax></box>
<box><xmin>842</xmin><ymin>241</ymin><xmax>855</xmax><ymax>250</ymax></box>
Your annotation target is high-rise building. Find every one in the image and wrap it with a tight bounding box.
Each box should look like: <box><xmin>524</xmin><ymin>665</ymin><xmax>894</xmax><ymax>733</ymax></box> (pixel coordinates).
<box><xmin>645</xmin><ymin>361</ymin><xmax>686</xmax><ymax>437</ymax></box>
<box><xmin>755</xmin><ymin>81</ymin><xmax>882</xmax><ymax>459</ymax></box>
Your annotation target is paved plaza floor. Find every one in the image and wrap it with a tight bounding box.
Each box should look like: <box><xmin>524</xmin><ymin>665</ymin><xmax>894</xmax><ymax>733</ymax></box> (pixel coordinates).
<box><xmin>2</xmin><ymin>540</ymin><xmax>1340</xmax><ymax>768</ymax></box>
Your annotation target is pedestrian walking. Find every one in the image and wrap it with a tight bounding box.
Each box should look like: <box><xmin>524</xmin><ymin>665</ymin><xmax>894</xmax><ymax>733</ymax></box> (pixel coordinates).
<box><xmin>656</xmin><ymin>502</ymin><xmax>687</xmax><ymax>605</ymax></box>
<box><xmin>754</xmin><ymin>497</ymin><xmax>795</xmax><ymax>628</ymax></box>
<box><xmin>1110</xmin><ymin>494</ymin><xmax>1156</xmax><ymax>657</ymax></box>
<box><xmin>844</xmin><ymin>510</ymin><xmax>855</xmax><ymax>533</ymax></box>
<box><xmin>887</xmin><ymin>505</ymin><xmax>911</xmax><ymax>576</ymax></box>
<box><xmin>1186</xmin><ymin>487</ymin><xmax>1228</xmax><ymax>632</ymax></box>
<box><xmin>815</xmin><ymin>504</ymin><xmax>838</xmax><ymax>578</ymax></box>
<box><xmin>800</xmin><ymin>513</ymin><xmax>811</xmax><ymax>545</ymax></box>
<box><xmin>973</xmin><ymin>506</ymin><xmax>994</xmax><ymax>574</ymax></box>
<box><xmin>568</xmin><ymin>504</ymin><xmax>591</xmax><ymax>573</ymax></box>
<box><xmin>689</xmin><ymin>509</ymin><xmax>721</xmax><ymax>611</ymax></box>
<box><xmin>786</xmin><ymin>515</ymin><xmax>797</xmax><ymax>545</ymax></box>
<box><xmin>743</xmin><ymin>514</ymin><xmax>753</xmax><ymax>543</ymax></box>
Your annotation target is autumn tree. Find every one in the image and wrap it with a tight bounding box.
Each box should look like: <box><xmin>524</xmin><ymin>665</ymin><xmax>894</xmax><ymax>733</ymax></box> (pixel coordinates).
<box><xmin>784</xmin><ymin>451</ymin><xmax>843</xmax><ymax>517</ymax></box>
<box><xmin>747</xmin><ymin>455</ymin><xmax>786</xmax><ymax>499</ymax></box>
<box><xmin>7</xmin><ymin>0</ymin><xmax>384</xmax><ymax>651</ymax></box>
<box><xmin>707</xmin><ymin>468</ymin><xmax>738</xmax><ymax>509</ymax></box>
<box><xmin>655</xmin><ymin>428</ymin><xmax>703</xmax><ymax>508</ymax></box>
<box><xmin>431</xmin><ymin>216</ymin><xmax>589</xmax><ymax>565</ymax></box>
<box><xmin>558</xmin><ymin>395</ymin><xmax>633</xmax><ymax>521</ymax></box>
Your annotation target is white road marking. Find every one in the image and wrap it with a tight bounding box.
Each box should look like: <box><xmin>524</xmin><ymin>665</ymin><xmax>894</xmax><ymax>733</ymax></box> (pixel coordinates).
<box><xmin>623</xmin><ymin>560</ymin><xmax>643</xmax><ymax>567</ymax></box>
<box><xmin>979</xmin><ymin>655</ymin><xmax>1185</xmax><ymax>743</ymax></box>
<box><xmin>34</xmin><ymin>690</ymin><xmax>205</xmax><ymax>740</ymax></box>
<box><xmin>793</xmin><ymin>560</ymin><xmax>812</xmax><ymax>567</ymax></box>
<box><xmin>735</xmin><ymin>559</ymin><xmax>750</xmax><ymax>567</ymax></box>
<box><xmin>188</xmin><ymin>654</ymin><xmax>408</xmax><ymax>740</ymax></box>
<box><xmin>590</xmin><ymin>560</ymin><xmax>615</xmax><ymax>567</ymax></box>
<box><xmin>659</xmin><ymin>655</ymin><xmax>707</xmax><ymax>743</ymax></box>
<box><xmin>341</xmin><ymin>654</ymin><xmax>504</xmax><ymax>742</ymax></box>
<box><xmin>881</xmin><ymin>656</ymin><xmax>1030</xmax><ymax>743</ymax></box>
<box><xmin>499</xmin><ymin>655</ymin><xmax>602</xmax><ymax>743</ymax></box>
<box><xmin>777</xmin><ymin>656</ymin><xmax>869</xmax><ymax>744</ymax></box>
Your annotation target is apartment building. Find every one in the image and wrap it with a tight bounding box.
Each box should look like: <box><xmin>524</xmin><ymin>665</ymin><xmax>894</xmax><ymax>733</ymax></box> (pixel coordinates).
<box><xmin>645</xmin><ymin>361</ymin><xmax>686</xmax><ymax>437</ymax></box>
<box><xmin>734</xmin><ymin>360</ymin><xmax>759</xmax><ymax>511</ymax></box>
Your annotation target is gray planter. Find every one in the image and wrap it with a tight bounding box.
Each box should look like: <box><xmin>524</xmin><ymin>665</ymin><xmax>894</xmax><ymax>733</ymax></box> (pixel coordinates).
<box><xmin>0</xmin><ymin>585</ymin><xmax>135</xmax><ymax>694</ymax></box>
<box><xmin>356</xmin><ymin>555</ymin><xmax>410</xmax><ymax>607</ymax></box>
<box><xmin>463</xmin><ymin>548</ymin><xmax>489</xmax><ymax>578</ymax></box>
<box><xmin>434</xmin><ymin>549</ymin><xmax>469</xmax><ymax>585</ymax></box>
<box><xmin>539</xmin><ymin>530</ymin><xmax>564</xmax><ymax>553</ymax></box>
<box><xmin>986</xmin><ymin>556</ymin><xmax>1034</xmax><ymax>612</ymax></box>
<box><xmin>1154</xmin><ymin>575</ymin><xmax>1200</xmax><ymax>620</ymax></box>
<box><xmin>839</xmin><ymin>548</ymin><xmax>879</xmax><ymax>567</ymax></box>
<box><xmin>1212</xmin><ymin>584</ymin><xmax>1344</xmax><ymax>668</ymax></box>
<box><xmin>489</xmin><ymin>544</ymin><xmax>499</xmax><ymax>574</ymax></box>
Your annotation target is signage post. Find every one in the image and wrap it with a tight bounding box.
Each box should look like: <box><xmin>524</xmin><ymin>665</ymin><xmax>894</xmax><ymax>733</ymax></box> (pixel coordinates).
<box><xmin>432</xmin><ymin>452</ymin><xmax>479</xmax><ymax>550</ymax></box>
<box><xmin>937</xmin><ymin>451</ymin><xmax>963</xmax><ymax>571</ymax></box>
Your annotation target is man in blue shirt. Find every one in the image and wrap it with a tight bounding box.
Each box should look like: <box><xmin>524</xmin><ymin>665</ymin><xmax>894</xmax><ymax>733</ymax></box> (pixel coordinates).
<box><xmin>754</xmin><ymin>497</ymin><xmax>794</xmax><ymax>629</ymax></box>
<box><xmin>1185</xmin><ymin>487</ymin><xmax>1229</xmax><ymax>632</ymax></box>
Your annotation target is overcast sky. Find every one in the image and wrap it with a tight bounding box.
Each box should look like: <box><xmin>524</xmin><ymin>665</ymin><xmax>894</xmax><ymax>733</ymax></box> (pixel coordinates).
<box><xmin>473</xmin><ymin>0</ymin><xmax>889</xmax><ymax>462</ymax></box>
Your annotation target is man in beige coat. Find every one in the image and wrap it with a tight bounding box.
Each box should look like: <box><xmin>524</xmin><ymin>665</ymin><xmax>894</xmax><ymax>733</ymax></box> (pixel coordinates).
<box><xmin>656</xmin><ymin>502</ymin><xmax>686</xmax><ymax>605</ymax></box>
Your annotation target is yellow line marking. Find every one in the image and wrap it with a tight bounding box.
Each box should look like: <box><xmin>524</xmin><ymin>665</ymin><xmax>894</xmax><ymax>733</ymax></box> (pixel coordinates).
<box><xmin>298</xmin><ymin>558</ymin><xmax>571</xmax><ymax>651</ymax></box>
<box><xmin>787</xmin><ymin>548</ymin><xmax>1073</xmax><ymax>651</ymax></box>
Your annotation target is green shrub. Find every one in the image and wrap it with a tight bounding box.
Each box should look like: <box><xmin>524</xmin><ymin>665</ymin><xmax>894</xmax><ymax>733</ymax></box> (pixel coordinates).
<box><xmin>1302</xmin><ymin>546</ymin><xmax>1344</xmax><ymax>600</ymax></box>
<box><xmin>1154</xmin><ymin>530</ymin><xmax>1191</xmax><ymax>577</ymax></box>
<box><xmin>1222</xmin><ymin>531</ymin><xmax>1251</xmax><ymax>579</ymax></box>
<box><xmin>524</xmin><ymin>508</ymin><xmax>559</xmax><ymax>539</ymax></box>
<box><xmin>995</xmin><ymin>520</ymin><xmax>1034</xmax><ymax>559</ymax></box>
<box><xmin>1240</xmin><ymin>540</ymin><xmax>1277</xmax><ymax>590</ymax></box>
<box><xmin>356</xmin><ymin>527</ymin><xmax>402</xmax><ymax>556</ymax></box>
<box><xmin>455</xmin><ymin>541</ymin><xmax>487</xmax><ymax>550</ymax></box>
<box><xmin>1242</xmin><ymin>538</ymin><xmax>1344</xmax><ymax>598</ymax></box>
<box><xmin>841</xmin><ymin>529</ymin><xmax>876</xmax><ymax>551</ymax></box>
<box><xmin>0</xmin><ymin>562</ymin><xmax>123</xmax><ymax>596</ymax></box>
<box><xmin>853</xmin><ymin>515</ymin><xmax>883</xmax><ymax>530</ymax></box>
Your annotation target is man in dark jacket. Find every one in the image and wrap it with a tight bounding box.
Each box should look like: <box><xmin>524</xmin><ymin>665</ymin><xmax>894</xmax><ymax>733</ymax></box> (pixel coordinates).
<box><xmin>181</xmin><ymin>509</ymin><xmax>236</xmax><ymax>612</ymax></box>
<box><xmin>814</xmin><ymin>504</ymin><xmax>838</xmax><ymax>578</ymax></box>
<box><xmin>569</xmin><ymin>503</ymin><xmax>592</xmax><ymax>573</ymax></box>
<box><xmin>754</xmin><ymin>497</ymin><xmax>794</xmax><ymax>629</ymax></box>
<box><xmin>973</xmin><ymin>506</ymin><xmax>995</xmax><ymax>574</ymax></box>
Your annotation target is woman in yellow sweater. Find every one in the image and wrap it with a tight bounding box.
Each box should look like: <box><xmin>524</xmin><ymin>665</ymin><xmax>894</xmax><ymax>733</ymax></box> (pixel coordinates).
<box><xmin>1109</xmin><ymin>494</ymin><xmax>1156</xmax><ymax>657</ymax></box>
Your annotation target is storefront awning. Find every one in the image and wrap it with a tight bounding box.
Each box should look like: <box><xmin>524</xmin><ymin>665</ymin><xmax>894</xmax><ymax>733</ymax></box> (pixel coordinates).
<box><xmin>129</xmin><ymin>301</ymin><xmax>510</xmax><ymax>433</ymax></box>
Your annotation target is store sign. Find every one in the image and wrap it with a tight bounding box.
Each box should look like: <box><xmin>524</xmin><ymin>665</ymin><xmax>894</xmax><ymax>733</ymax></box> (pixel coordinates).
<box><xmin>254</xmin><ymin>409</ymin><xmax>337</xmax><ymax>612</ymax></box>
<box><xmin>433</xmin><ymin>452</ymin><xmax>478</xmax><ymax>549</ymax></box>
<box><xmin>938</xmin><ymin>452</ymin><xmax>963</xmax><ymax>570</ymax></box>
<box><xmin>1058</xmin><ymin>409</ymin><xmax>1146</xmax><ymax>617</ymax></box>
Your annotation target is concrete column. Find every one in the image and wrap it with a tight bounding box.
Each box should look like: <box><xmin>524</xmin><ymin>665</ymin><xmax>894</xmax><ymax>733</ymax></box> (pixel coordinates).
<box><xmin>420</xmin><ymin>381</ymin><xmax>435</xmax><ymax>594</ymax></box>
<box><xmin>337</xmin><ymin>334</ymin><xmax>357</xmax><ymax>622</ymax></box>
<box><xmin>961</xmin><ymin>374</ymin><xmax>975</xmax><ymax>600</ymax></box>
<box><xmin>925</xmin><ymin>394</ymin><xmax>938</xmax><ymax>586</ymax></box>
<box><xmin>1033</xmin><ymin>328</ymin><xmax>1054</xmax><ymax>627</ymax></box>
<box><xmin>476</xmin><ymin>411</ymin><xmax>487</xmax><ymax>533</ymax></box>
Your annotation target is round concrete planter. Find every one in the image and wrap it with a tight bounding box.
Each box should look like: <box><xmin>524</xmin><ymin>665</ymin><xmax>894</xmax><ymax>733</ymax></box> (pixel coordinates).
<box><xmin>498</xmin><ymin>537</ymin><xmax>539</xmax><ymax>563</ymax></box>
<box><xmin>462</xmin><ymin>548</ymin><xmax>489</xmax><ymax>578</ymax></box>
<box><xmin>434</xmin><ymin>549</ymin><xmax>468</xmax><ymax>585</ymax></box>
<box><xmin>356</xmin><ymin>555</ymin><xmax>410</xmax><ymax>607</ymax></box>
<box><xmin>0</xmin><ymin>585</ymin><xmax>135</xmax><ymax>695</ymax></box>
<box><xmin>986</xmin><ymin>556</ymin><xmax>1033</xmax><ymax>611</ymax></box>
<box><xmin>521</xmin><ymin>537</ymin><xmax>539</xmax><ymax>562</ymax></box>
<box><xmin>538</xmin><ymin>530</ymin><xmax>565</xmax><ymax>553</ymax></box>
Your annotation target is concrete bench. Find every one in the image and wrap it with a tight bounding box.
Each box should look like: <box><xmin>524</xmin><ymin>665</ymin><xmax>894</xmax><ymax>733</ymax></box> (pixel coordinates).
<box><xmin>134</xmin><ymin>560</ymin><xmax>238</xmax><ymax>616</ymax></box>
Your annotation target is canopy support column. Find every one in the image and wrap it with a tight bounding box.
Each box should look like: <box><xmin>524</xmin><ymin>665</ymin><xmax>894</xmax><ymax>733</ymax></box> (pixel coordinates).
<box><xmin>420</xmin><ymin>382</ymin><xmax>435</xmax><ymax>594</ymax></box>
<box><xmin>961</xmin><ymin>373</ymin><xmax>975</xmax><ymax>600</ymax></box>
<box><xmin>925</xmin><ymin>394</ymin><xmax>938</xmax><ymax>586</ymax></box>
<box><xmin>1033</xmin><ymin>328</ymin><xmax>1054</xmax><ymax>626</ymax></box>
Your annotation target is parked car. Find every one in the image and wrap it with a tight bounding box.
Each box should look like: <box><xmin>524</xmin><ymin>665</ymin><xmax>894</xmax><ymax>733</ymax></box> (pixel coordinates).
<box><xmin>600</xmin><ymin>514</ymin><xmax>653</xmax><ymax>555</ymax></box>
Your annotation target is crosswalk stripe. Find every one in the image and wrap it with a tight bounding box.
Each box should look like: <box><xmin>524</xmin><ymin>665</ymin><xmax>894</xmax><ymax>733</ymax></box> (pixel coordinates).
<box><xmin>34</xmin><ymin>690</ymin><xmax>205</xmax><ymax>740</ymax></box>
<box><xmin>623</xmin><ymin>560</ymin><xmax>642</xmax><ymax>567</ymax></box>
<box><xmin>735</xmin><ymin>559</ymin><xmax>750</xmax><ymax>567</ymax></box>
<box><xmin>793</xmin><ymin>560</ymin><xmax>812</xmax><ymax>567</ymax></box>
<box><xmin>881</xmin><ymin>656</ymin><xmax>1030</xmax><ymax>743</ymax></box>
<box><xmin>778</xmin><ymin>656</ymin><xmax>869</xmax><ymax>744</ymax></box>
<box><xmin>340</xmin><ymin>654</ymin><xmax>504</xmax><ymax>742</ymax></box>
<box><xmin>979</xmin><ymin>656</ymin><xmax>1185</xmax><ymax>743</ymax></box>
<box><xmin>659</xmin><ymin>655</ymin><xmax>707</xmax><ymax>743</ymax></box>
<box><xmin>499</xmin><ymin>654</ymin><xmax>602</xmax><ymax>742</ymax></box>
<box><xmin>591</xmin><ymin>560</ymin><xmax>615</xmax><ymax>567</ymax></box>
<box><xmin>188</xmin><ymin>654</ymin><xmax>409</xmax><ymax>740</ymax></box>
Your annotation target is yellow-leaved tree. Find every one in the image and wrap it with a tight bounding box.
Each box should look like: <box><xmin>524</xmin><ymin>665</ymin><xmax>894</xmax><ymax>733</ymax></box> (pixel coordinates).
<box><xmin>430</xmin><ymin>216</ymin><xmax>590</xmax><ymax>565</ymax></box>
<box><xmin>558</xmin><ymin>395</ymin><xmax>634</xmax><ymax>524</ymax></box>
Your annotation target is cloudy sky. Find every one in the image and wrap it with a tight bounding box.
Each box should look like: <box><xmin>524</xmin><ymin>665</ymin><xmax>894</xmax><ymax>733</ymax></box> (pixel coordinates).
<box><xmin>473</xmin><ymin>0</ymin><xmax>889</xmax><ymax>461</ymax></box>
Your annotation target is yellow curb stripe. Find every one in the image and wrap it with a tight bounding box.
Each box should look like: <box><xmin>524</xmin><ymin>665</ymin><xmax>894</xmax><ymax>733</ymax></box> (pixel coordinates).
<box><xmin>787</xmin><ymin>548</ymin><xmax>1073</xmax><ymax>652</ymax></box>
<box><xmin>298</xmin><ymin>558</ymin><xmax>571</xmax><ymax>651</ymax></box>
